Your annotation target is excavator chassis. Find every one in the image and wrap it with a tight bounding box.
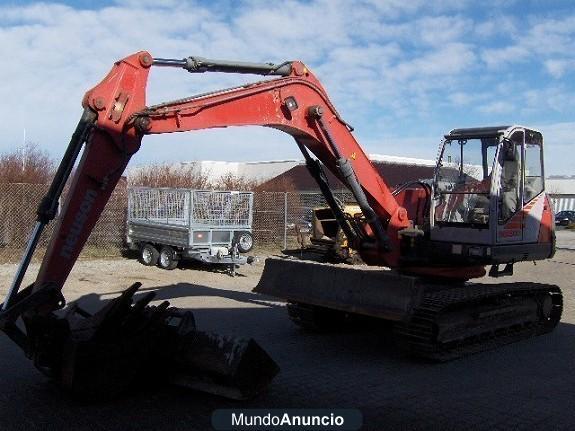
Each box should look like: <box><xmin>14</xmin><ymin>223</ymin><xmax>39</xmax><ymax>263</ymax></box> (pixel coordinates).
<box><xmin>0</xmin><ymin>52</ymin><xmax>562</xmax><ymax>402</ymax></box>
<box><xmin>255</xmin><ymin>258</ymin><xmax>563</xmax><ymax>360</ymax></box>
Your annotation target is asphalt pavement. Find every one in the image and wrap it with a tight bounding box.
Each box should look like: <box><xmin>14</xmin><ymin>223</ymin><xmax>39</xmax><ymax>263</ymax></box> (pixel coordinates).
<box><xmin>556</xmin><ymin>227</ymin><xmax>575</xmax><ymax>250</ymax></box>
<box><xmin>0</xmin><ymin>252</ymin><xmax>574</xmax><ymax>430</ymax></box>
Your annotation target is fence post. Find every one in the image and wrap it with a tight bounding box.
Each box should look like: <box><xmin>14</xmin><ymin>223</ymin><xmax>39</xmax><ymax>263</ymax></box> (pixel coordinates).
<box><xmin>283</xmin><ymin>192</ymin><xmax>288</xmax><ymax>250</ymax></box>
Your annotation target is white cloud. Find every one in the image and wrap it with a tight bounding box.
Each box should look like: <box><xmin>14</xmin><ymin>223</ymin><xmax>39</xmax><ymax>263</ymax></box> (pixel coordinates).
<box><xmin>416</xmin><ymin>15</ymin><xmax>472</xmax><ymax>46</ymax></box>
<box><xmin>544</xmin><ymin>59</ymin><xmax>575</xmax><ymax>79</ymax></box>
<box><xmin>478</xmin><ymin>101</ymin><xmax>511</xmax><ymax>114</ymax></box>
<box><xmin>452</xmin><ymin>93</ymin><xmax>471</xmax><ymax>107</ymax></box>
<box><xmin>474</xmin><ymin>13</ymin><xmax>518</xmax><ymax>39</ymax></box>
<box><xmin>0</xmin><ymin>1</ymin><xmax>573</xmax><ymax>176</ymax></box>
<box><xmin>481</xmin><ymin>45</ymin><xmax>530</xmax><ymax>69</ymax></box>
<box><xmin>522</xmin><ymin>15</ymin><xmax>575</xmax><ymax>55</ymax></box>
<box><xmin>533</xmin><ymin>122</ymin><xmax>575</xmax><ymax>175</ymax></box>
<box><xmin>395</xmin><ymin>42</ymin><xmax>476</xmax><ymax>77</ymax></box>
<box><xmin>479</xmin><ymin>13</ymin><xmax>575</xmax><ymax>77</ymax></box>
<box><xmin>522</xmin><ymin>87</ymin><xmax>575</xmax><ymax>115</ymax></box>
<box><xmin>536</xmin><ymin>122</ymin><xmax>575</xmax><ymax>146</ymax></box>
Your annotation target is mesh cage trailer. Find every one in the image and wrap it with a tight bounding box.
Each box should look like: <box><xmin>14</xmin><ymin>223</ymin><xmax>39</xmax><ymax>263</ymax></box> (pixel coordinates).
<box><xmin>127</xmin><ymin>187</ymin><xmax>254</xmax><ymax>269</ymax></box>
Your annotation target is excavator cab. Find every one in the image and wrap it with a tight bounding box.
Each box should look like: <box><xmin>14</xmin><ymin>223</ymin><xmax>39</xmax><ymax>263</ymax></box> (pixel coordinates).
<box><xmin>430</xmin><ymin>126</ymin><xmax>554</xmax><ymax>270</ymax></box>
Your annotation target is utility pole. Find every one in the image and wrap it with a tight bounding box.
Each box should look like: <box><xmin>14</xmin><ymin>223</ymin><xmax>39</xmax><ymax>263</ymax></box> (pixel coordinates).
<box><xmin>22</xmin><ymin>127</ymin><xmax>27</xmax><ymax>172</ymax></box>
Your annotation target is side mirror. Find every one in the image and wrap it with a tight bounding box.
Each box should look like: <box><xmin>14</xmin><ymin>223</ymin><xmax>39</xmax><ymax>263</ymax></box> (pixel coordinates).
<box><xmin>502</xmin><ymin>138</ymin><xmax>518</xmax><ymax>162</ymax></box>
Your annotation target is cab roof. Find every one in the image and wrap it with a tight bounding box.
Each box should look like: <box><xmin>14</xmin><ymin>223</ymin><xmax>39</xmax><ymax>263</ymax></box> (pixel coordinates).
<box><xmin>446</xmin><ymin>126</ymin><xmax>511</xmax><ymax>139</ymax></box>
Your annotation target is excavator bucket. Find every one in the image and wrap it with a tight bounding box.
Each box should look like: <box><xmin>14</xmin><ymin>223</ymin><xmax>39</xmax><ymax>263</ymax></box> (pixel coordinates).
<box><xmin>21</xmin><ymin>283</ymin><xmax>279</xmax><ymax>400</ymax></box>
<box><xmin>170</xmin><ymin>331</ymin><xmax>280</xmax><ymax>400</ymax></box>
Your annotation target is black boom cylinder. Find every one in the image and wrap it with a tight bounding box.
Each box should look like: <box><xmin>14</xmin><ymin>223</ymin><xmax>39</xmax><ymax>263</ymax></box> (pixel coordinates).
<box><xmin>153</xmin><ymin>56</ymin><xmax>292</xmax><ymax>76</ymax></box>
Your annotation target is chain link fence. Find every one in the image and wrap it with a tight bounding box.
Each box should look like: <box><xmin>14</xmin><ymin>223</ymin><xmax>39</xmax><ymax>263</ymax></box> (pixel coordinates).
<box><xmin>252</xmin><ymin>190</ymin><xmax>355</xmax><ymax>250</ymax></box>
<box><xmin>3</xmin><ymin>182</ymin><xmax>573</xmax><ymax>265</ymax></box>
<box><xmin>0</xmin><ymin>183</ymin><xmax>353</xmax><ymax>263</ymax></box>
<box><xmin>0</xmin><ymin>183</ymin><xmax>127</xmax><ymax>264</ymax></box>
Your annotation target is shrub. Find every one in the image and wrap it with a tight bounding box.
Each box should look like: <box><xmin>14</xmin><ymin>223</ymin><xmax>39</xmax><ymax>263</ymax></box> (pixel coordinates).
<box><xmin>128</xmin><ymin>163</ymin><xmax>210</xmax><ymax>189</ymax></box>
<box><xmin>0</xmin><ymin>144</ymin><xmax>55</xmax><ymax>184</ymax></box>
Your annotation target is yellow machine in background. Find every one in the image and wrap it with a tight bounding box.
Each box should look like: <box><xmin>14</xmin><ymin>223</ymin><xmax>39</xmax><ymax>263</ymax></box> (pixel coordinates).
<box><xmin>309</xmin><ymin>204</ymin><xmax>363</xmax><ymax>262</ymax></box>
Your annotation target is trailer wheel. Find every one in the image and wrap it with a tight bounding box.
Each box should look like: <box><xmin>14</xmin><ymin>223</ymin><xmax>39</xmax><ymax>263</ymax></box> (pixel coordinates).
<box><xmin>139</xmin><ymin>243</ymin><xmax>159</xmax><ymax>266</ymax></box>
<box><xmin>234</xmin><ymin>231</ymin><xmax>254</xmax><ymax>253</ymax></box>
<box><xmin>158</xmin><ymin>246</ymin><xmax>179</xmax><ymax>270</ymax></box>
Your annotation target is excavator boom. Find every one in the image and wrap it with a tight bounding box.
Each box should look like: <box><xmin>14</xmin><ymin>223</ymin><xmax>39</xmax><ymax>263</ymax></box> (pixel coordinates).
<box><xmin>14</xmin><ymin>51</ymin><xmax>413</xmax><ymax>308</ymax></box>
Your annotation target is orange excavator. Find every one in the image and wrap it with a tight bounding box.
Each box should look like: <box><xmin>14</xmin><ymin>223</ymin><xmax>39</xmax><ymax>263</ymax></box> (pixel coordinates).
<box><xmin>0</xmin><ymin>51</ymin><xmax>562</xmax><ymax>397</ymax></box>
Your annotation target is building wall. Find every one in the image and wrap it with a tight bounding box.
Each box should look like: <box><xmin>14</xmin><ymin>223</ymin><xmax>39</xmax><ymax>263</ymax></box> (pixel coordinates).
<box><xmin>369</xmin><ymin>154</ymin><xmax>436</xmax><ymax>167</ymax></box>
<box><xmin>546</xmin><ymin>178</ymin><xmax>575</xmax><ymax>195</ymax></box>
<box><xmin>547</xmin><ymin>178</ymin><xmax>575</xmax><ymax>211</ymax></box>
<box><xmin>550</xmin><ymin>194</ymin><xmax>575</xmax><ymax>212</ymax></box>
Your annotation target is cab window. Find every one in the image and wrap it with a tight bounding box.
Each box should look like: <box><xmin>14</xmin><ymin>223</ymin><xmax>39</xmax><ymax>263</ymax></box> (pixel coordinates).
<box><xmin>499</xmin><ymin>131</ymin><xmax>523</xmax><ymax>223</ymax></box>
<box><xmin>524</xmin><ymin>131</ymin><xmax>544</xmax><ymax>203</ymax></box>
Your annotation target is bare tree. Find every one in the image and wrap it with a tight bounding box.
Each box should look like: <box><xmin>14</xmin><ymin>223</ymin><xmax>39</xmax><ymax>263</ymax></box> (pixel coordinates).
<box><xmin>0</xmin><ymin>144</ymin><xmax>55</xmax><ymax>184</ymax></box>
<box><xmin>128</xmin><ymin>163</ymin><xmax>210</xmax><ymax>189</ymax></box>
<box><xmin>129</xmin><ymin>162</ymin><xmax>300</xmax><ymax>192</ymax></box>
<box><xmin>213</xmin><ymin>172</ymin><xmax>261</xmax><ymax>191</ymax></box>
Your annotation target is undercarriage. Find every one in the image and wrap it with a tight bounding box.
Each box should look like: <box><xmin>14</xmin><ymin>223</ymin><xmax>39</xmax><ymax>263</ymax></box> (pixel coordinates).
<box><xmin>256</xmin><ymin>258</ymin><xmax>563</xmax><ymax>360</ymax></box>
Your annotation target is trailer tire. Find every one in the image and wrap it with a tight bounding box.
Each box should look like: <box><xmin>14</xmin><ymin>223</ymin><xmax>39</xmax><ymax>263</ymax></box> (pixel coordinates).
<box><xmin>158</xmin><ymin>246</ymin><xmax>179</xmax><ymax>270</ymax></box>
<box><xmin>139</xmin><ymin>243</ymin><xmax>159</xmax><ymax>266</ymax></box>
<box><xmin>234</xmin><ymin>231</ymin><xmax>254</xmax><ymax>253</ymax></box>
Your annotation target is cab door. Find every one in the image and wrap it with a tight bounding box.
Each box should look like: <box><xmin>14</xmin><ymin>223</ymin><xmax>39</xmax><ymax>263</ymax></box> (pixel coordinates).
<box><xmin>520</xmin><ymin>130</ymin><xmax>546</xmax><ymax>243</ymax></box>
<box><xmin>497</xmin><ymin>130</ymin><xmax>524</xmax><ymax>243</ymax></box>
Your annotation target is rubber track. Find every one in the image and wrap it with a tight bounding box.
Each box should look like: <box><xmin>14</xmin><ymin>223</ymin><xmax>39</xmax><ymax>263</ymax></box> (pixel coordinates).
<box><xmin>394</xmin><ymin>283</ymin><xmax>563</xmax><ymax>361</ymax></box>
<box><xmin>287</xmin><ymin>303</ymin><xmax>346</xmax><ymax>331</ymax></box>
<box><xmin>287</xmin><ymin>303</ymin><xmax>318</xmax><ymax>330</ymax></box>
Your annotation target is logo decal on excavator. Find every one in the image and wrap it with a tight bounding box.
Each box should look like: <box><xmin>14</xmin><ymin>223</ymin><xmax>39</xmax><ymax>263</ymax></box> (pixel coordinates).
<box><xmin>60</xmin><ymin>189</ymin><xmax>98</xmax><ymax>259</ymax></box>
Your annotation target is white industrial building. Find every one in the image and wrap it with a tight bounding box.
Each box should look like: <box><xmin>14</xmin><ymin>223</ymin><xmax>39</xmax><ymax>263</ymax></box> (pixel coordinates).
<box><xmin>548</xmin><ymin>177</ymin><xmax>575</xmax><ymax>211</ymax></box>
<box><xmin>179</xmin><ymin>159</ymin><xmax>302</xmax><ymax>182</ymax></box>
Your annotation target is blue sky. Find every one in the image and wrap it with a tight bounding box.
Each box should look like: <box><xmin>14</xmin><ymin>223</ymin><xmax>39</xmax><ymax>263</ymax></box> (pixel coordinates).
<box><xmin>0</xmin><ymin>0</ymin><xmax>574</xmax><ymax>174</ymax></box>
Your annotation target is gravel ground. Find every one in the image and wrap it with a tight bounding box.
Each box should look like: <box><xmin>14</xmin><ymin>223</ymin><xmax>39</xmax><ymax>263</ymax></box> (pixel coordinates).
<box><xmin>0</xmin><ymin>250</ymin><xmax>574</xmax><ymax>431</ymax></box>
